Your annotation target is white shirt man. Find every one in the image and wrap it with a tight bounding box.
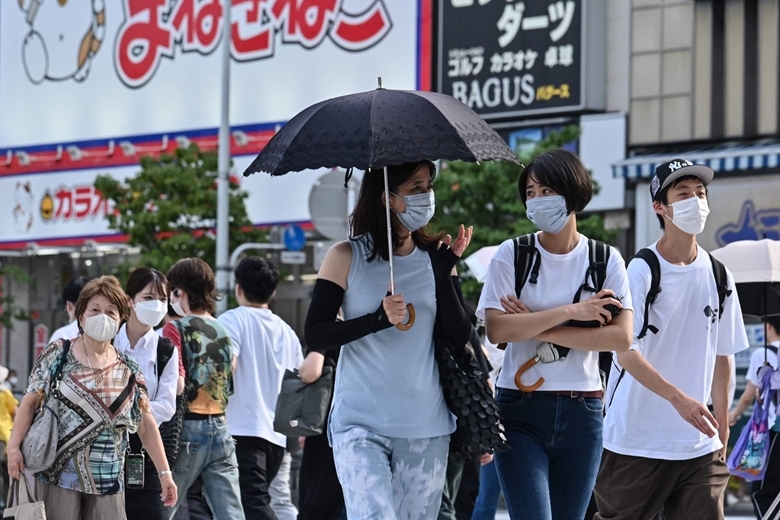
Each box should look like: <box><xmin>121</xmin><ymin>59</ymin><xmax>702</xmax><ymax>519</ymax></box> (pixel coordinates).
<box><xmin>595</xmin><ymin>160</ymin><xmax>749</xmax><ymax>520</ymax></box>
<box><xmin>49</xmin><ymin>277</ymin><xmax>90</xmax><ymax>344</ymax></box>
<box><xmin>218</xmin><ymin>257</ymin><xmax>303</xmax><ymax>520</ymax></box>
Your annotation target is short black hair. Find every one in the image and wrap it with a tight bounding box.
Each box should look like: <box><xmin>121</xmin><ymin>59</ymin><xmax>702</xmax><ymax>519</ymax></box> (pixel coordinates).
<box><xmin>766</xmin><ymin>316</ymin><xmax>780</xmax><ymax>337</ymax></box>
<box><xmin>234</xmin><ymin>257</ymin><xmax>280</xmax><ymax>304</ymax></box>
<box><xmin>655</xmin><ymin>175</ymin><xmax>708</xmax><ymax>229</ymax></box>
<box><xmin>62</xmin><ymin>276</ymin><xmax>91</xmax><ymax>305</ymax></box>
<box><xmin>167</xmin><ymin>258</ymin><xmax>217</xmax><ymax>313</ymax></box>
<box><xmin>517</xmin><ymin>149</ymin><xmax>592</xmax><ymax>212</ymax></box>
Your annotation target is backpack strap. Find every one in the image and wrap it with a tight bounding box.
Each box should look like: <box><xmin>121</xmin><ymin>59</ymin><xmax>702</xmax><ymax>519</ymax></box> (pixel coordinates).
<box><xmin>574</xmin><ymin>240</ymin><xmax>611</xmax><ymax>303</ymax></box>
<box><xmin>589</xmin><ymin>239</ymin><xmax>610</xmax><ymax>293</ymax></box>
<box><xmin>155</xmin><ymin>336</ymin><xmax>176</xmax><ymax>379</ymax></box>
<box><xmin>767</xmin><ymin>345</ymin><xmax>778</xmax><ymax>355</ymax></box>
<box><xmin>632</xmin><ymin>248</ymin><xmax>662</xmax><ymax>340</ymax></box>
<box><xmin>708</xmin><ymin>254</ymin><xmax>732</xmax><ymax>319</ymax></box>
<box><xmin>512</xmin><ymin>234</ymin><xmax>541</xmax><ymax>298</ymax></box>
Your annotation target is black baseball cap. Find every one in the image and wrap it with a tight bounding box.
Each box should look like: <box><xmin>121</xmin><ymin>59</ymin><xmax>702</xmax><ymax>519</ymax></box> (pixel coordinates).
<box><xmin>650</xmin><ymin>159</ymin><xmax>714</xmax><ymax>201</ymax></box>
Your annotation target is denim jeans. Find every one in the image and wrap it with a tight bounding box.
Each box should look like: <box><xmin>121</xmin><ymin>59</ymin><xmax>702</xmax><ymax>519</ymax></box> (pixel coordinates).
<box><xmin>470</xmin><ymin>459</ymin><xmax>501</xmax><ymax>520</ymax></box>
<box><xmin>494</xmin><ymin>389</ymin><xmax>603</xmax><ymax>520</ymax></box>
<box><xmin>170</xmin><ymin>417</ymin><xmax>245</xmax><ymax>520</ymax></box>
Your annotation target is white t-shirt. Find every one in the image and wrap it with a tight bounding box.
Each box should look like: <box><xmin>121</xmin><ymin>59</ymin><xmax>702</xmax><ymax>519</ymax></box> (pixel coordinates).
<box><xmin>49</xmin><ymin>320</ymin><xmax>79</xmax><ymax>344</ymax></box>
<box><xmin>604</xmin><ymin>242</ymin><xmax>750</xmax><ymax>460</ymax></box>
<box><xmin>477</xmin><ymin>233</ymin><xmax>633</xmax><ymax>392</ymax></box>
<box><xmin>746</xmin><ymin>342</ymin><xmax>780</xmax><ymax>426</ymax></box>
<box><xmin>219</xmin><ymin>306</ymin><xmax>303</xmax><ymax>447</ymax></box>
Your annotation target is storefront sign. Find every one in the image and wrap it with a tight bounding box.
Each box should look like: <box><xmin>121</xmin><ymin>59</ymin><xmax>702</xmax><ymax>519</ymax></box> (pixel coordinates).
<box><xmin>437</xmin><ymin>0</ymin><xmax>605</xmax><ymax>119</ymax></box>
<box><xmin>1</xmin><ymin>155</ymin><xmax>326</xmax><ymax>247</ymax></box>
<box><xmin>1</xmin><ymin>0</ymin><xmax>429</xmax><ymax>148</ymax></box>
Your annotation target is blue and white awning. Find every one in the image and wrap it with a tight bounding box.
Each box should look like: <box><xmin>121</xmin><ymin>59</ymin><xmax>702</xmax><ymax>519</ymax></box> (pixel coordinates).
<box><xmin>612</xmin><ymin>143</ymin><xmax>780</xmax><ymax>180</ymax></box>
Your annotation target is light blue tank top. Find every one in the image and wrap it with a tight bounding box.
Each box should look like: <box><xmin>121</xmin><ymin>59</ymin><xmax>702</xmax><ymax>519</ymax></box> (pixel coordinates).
<box><xmin>329</xmin><ymin>236</ymin><xmax>456</xmax><ymax>439</ymax></box>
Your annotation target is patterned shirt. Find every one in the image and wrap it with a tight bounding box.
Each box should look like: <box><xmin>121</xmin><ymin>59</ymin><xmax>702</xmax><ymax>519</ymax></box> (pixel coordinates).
<box><xmin>163</xmin><ymin>316</ymin><xmax>234</xmax><ymax>415</ymax></box>
<box><xmin>26</xmin><ymin>340</ymin><xmax>148</xmax><ymax>495</ymax></box>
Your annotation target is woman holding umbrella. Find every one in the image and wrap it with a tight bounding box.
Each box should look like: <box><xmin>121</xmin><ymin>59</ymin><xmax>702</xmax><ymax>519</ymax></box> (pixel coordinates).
<box><xmin>304</xmin><ymin>160</ymin><xmax>473</xmax><ymax>519</ymax></box>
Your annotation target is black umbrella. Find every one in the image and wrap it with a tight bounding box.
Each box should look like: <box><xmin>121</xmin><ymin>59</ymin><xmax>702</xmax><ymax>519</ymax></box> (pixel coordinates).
<box><xmin>243</xmin><ymin>82</ymin><xmax>521</xmax><ymax>329</ymax></box>
<box><xmin>242</xmin><ymin>84</ymin><xmax>520</xmax><ymax>176</ymax></box>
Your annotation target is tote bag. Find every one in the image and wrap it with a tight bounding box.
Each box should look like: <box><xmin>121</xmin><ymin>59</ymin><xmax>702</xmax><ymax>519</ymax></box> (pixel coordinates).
<box><xmin>273</xmin><ymin>366</ymin><xmax>333</xmax><ymax>437</ymax></box>
<box><xmin>728</xmin><ymin>376</ymin><xmax>773</xmax><ymax>481</ymax></box>
<box><xmin>3</xmin><ymin>478</ymin><xmax>46</xmax><ymax>520</ymax></box>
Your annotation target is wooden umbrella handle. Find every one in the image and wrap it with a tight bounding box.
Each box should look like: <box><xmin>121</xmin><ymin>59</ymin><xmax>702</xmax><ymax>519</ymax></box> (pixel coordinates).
<box><xmin>514</xmin><ymin>357</ymin><xmax>544</xmax><ymax>392</ymax></box>
<box><xmin>395</xmin><ymin>303</ymin><xmax>416</xmax><ymax>331</ymax></box>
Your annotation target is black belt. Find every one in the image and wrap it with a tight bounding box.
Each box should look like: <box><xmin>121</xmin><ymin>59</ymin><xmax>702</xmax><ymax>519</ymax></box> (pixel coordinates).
<box><xmin>184</xmin><ymin>413</ymin><xmax>225</xmax><ymax>421</ymax></box>
<box><xmin>538</xmin><ymin>390</ymin><xmax>605</xmax><ymax>399</ymax></box>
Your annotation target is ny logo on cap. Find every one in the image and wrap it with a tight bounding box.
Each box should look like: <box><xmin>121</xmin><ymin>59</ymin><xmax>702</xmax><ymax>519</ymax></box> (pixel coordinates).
<box><xmin>668</xmin><ymin>160</ymin><xmax>693</xmax><ymax>172</ymax></box>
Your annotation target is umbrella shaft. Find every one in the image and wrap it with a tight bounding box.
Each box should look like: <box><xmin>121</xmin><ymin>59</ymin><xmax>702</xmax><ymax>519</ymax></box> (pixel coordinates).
<box><xmin>383</xmin><ymin>166</ymin><xmax>395</xmax><ymax>295</ymax></box>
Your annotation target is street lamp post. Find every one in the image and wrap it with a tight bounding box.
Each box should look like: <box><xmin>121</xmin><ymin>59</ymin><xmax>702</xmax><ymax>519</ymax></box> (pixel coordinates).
<box><xmin>216</xmin><ymin>0</ymin><xmax>231</xmax><ymax>315</ymax></box>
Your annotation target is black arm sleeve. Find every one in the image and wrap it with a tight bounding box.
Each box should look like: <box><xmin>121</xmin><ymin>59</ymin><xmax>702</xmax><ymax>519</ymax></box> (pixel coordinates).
<box><xmin>428</xmin><ymin>243</ymin><xmax>472</xmax><ymax>347</ymax></box>
<box><xmin>304</xmin><ymin>279</ymin><xmax>393</xmax><ymax>352</ymax></box>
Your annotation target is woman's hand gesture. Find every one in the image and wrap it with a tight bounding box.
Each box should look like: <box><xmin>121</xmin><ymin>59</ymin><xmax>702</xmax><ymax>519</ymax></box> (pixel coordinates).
<box><xmin>442</xmin><ymin>224</ymin><xmax>473</xmax><ymax>258</ymax></box>
<box><xmin>7</xmin><ymin>446</ymin><xmax>24</xmax><ymax>480</ymax></box>
<box><xmin>567</xmin><ymin>289</ymin><xmax>623</xmax><ymax>325</ymax></box>
<box><xmin>160</xmin><ymin>473</ymin><xmax>178</xmax><ymax>507</ymax></box>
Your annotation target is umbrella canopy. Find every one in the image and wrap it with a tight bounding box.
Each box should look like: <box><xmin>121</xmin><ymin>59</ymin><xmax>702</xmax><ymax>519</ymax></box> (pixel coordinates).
<box><xmin>464</xmin><ymin>245</ymin><xmax>500</xmax><ymax>283</ymax></box>
<box><xmin>711</xmin><ymin>239</ymin><xmax>780</xmax><ymax>318</ymax></box>
<box><xmin>710</xmin><ymin>239</ymin><xmax>780</xmax><ymax>284</ymax></box>
<box><xmin>242</xmin><ymin>87</ymin><xmax>520</xmax><ymax>177</ymax></box>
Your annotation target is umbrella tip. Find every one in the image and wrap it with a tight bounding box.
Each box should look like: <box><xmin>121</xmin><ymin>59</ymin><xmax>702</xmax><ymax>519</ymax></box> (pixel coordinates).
<box><xmin>378</xmin><ymin>77</ymin><xmax>383</xmax><ymax>89</ymax></box>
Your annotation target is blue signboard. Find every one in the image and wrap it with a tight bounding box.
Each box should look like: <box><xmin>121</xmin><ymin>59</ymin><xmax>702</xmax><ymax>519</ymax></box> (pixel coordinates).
<box><xmin>283</xmin><ymin>224</ymin><xmax>306</xmax><ymax>252</ymax></box>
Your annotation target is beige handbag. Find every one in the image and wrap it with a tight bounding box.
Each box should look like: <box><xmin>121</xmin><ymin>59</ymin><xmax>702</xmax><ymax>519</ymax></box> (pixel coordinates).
<box><xmin>3</xmin><ymin>478</ymin><xmax>46</xmax><ymax>520</ymax></box>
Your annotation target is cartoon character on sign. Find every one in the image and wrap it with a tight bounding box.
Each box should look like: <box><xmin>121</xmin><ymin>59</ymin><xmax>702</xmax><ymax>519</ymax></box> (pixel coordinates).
<box><xmin>13</xmin><ymin>181</ymin><xmax>35</xmax><ymax>233</ymax></box>
<box><xmin>18</xmin><ymin>0</ymin><xmax>106</xmax><ymax>84</ymax></box>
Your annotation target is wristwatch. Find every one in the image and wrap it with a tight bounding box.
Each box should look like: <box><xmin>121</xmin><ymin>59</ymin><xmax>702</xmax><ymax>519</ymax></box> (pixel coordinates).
<box><xmin>159</xmin><ymin>470</ymin><xmax>172</xmax><ymax>478</ymax></box>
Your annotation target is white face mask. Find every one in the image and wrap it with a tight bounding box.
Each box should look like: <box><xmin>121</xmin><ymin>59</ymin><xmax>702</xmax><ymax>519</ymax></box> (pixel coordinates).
<box><xmin>526</xmin><ymin>195</ymin><xmax>570</xmax><ymax>234</ymax></box>
<box><xmin>83</xmin><ymin>314</ymin><xmax>120</xmax><ymax>342</ymax></box>
<box><xmin>8</xmin><ymin>377</ymin><xmax>18</xmax><ymax>387</ymax></box>
<box><xmin>134</xmin><ymin>300</ymin><xmax>168</xmax><ymax>327</ymax></box>
<box><xmin>171</xmin><ymin>301</ymin><xmax>186</xmax><ymax>317</ymax></box>
<box><xmin>665</xmin><ymin>196</ymin><xmax>710</xmax><ymax>235</ymax></box>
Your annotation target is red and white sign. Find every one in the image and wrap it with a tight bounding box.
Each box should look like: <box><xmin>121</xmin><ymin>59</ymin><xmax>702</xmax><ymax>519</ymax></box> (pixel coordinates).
<box><xmin>0</xmin><ymin>0</ymin><xmax>430</xmax><ymax>148</ymax></box>
<box><xmin>0</xmin><ymin>155</ymin><xmax>326</xmax><ymax>247</ymax></box>
<box><xmin>34</xmin><ymin>323</ymin><xmax>49</xmax><ymax>360</ymax></box>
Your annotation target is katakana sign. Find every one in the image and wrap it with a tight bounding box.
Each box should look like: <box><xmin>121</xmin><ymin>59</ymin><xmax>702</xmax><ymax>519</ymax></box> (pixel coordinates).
<box><xmin>438</xmin><ymin>0</ymin><xmax>604</xmax><ymax>119</ymax></box>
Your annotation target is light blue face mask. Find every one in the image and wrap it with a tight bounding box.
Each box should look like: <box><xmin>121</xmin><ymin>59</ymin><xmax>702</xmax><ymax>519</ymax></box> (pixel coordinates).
<box><xmin>526</xmin><ymin>195</ymin><xmax>570</xmax><ymax>234</ymax></box>
<box><xmin>391</xmin><ymin>191</ymin><xmax>435</xmax><ymax>232</ymax></box>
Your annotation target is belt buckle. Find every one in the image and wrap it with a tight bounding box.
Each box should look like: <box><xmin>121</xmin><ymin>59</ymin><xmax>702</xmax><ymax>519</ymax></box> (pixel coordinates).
<box><xmin>570</xmin><ymin>391</ymin><xmax>579</xmax><ymax>399</ymax></box>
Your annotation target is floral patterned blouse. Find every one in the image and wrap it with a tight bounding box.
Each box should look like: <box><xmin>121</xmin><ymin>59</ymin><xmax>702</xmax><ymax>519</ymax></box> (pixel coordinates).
<box><xmin>26</xmin><ymin>339</ymin><xmax>148</xmax><ymax>495</ymax></box>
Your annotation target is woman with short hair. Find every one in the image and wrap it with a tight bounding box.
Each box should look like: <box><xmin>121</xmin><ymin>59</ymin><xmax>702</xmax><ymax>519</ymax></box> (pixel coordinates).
<box><xmin>478</xmin><ymin>149</ymin><xmax>633</xmax><ymax>520</ymax></box>
<box><xmin>7</xmin><ymin>276</ymin><xmax>177</xmax><ymax>520</ymax></box>
<box><xmin>162</xmin><ymin>258</ymin><xmax>244</xmax><ymax>520</ymax></box>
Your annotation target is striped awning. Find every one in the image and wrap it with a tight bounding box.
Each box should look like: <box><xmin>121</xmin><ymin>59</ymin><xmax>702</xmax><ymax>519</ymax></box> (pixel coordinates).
<box><xmin>612</xmin><ymin>143</ymin><xmax>780</xmax><ymax>180</ymax></box>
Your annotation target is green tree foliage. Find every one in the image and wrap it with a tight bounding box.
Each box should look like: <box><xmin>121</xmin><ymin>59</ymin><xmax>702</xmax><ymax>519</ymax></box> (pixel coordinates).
<box><xmin>0</xmin><ymin>263</ymin><xmax>31</xmax><ymax>329</ymax></box>
<box><xmin>433</xmin><ymin>125</ymin><xmax>617</xmax><ymax>302</ymax></box>
<box><xmin>95</xmin><ymin>144</ymin><xmax>266</xmax><ymax>275</ymax></box>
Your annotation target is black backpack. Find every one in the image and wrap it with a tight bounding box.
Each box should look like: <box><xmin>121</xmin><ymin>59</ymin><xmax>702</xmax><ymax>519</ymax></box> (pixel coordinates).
<box><xmin>607</xmin><ymin>248</ymin><xmax>732</xmax><ymax>406</ymax></box>
<box><xmin>508</xmin><ymin>234</ymin><xmax>611</xmax><ymax>360</ymax></box>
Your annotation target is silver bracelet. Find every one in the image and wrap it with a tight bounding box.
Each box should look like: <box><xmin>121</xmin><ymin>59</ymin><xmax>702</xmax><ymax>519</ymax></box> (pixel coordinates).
<box><xmin>159</xmin><ymin>470</ymin><xmax>172</xmax><ymax>478</ymax></box>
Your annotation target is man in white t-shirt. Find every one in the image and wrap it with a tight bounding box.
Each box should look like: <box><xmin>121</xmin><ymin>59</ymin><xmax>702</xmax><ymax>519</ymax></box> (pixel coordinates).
<box><xmin>729</xmin><ymin>316</ymin><xmax>780</xmax><ymax>517</ymax></box>
<box><xmin>218</xmin><ymin>257</ymin><xmax>303</xmax><ymax>520</ymax></box>
<box><xmin>596</xmin><ymin>160</ymin><xmax>749</xmax><ymax>520</ymax></box>
<box><xmin>48</xmin><ymin>276</ymin><xmax>90</xmax><ymax>343</ymax></box>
